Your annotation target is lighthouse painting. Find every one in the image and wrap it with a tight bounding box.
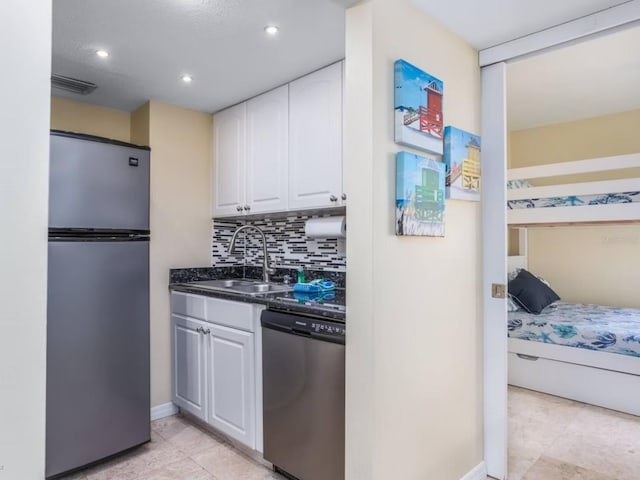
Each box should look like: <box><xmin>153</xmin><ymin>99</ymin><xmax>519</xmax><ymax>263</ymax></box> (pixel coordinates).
<box><xmin>443</xmin><ymin>126</ymin><xmax>481</xmax><ymax>201</ymax></box>
<box><xmin>396</xmin><ymin>151</ymin><xmax>446</xmax><ymax>237</ymax></box>
<box><xmin>394</xmin><ymin>59</ymin><xmax>444</xmax><ymax>155</ymax></box>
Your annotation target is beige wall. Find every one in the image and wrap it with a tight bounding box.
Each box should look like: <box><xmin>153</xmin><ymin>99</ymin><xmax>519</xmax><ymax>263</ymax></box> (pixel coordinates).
<box><xmin>142</xmin><ymin>101</ymin><xmax>213</xmax><ymax>407</ymax></box>
<box><xmin>510</xmin><ymin>109</ymin><xmax>640</xmax><ymax>307</ymax></box>
<box><xmin>130</xmin><ymin>102</ymin><xmax>150</xmax><ymax>145</ymax></box>
<box><xmin>0</xmin><ymin>0</ymin><xmax>51</xmax><ymax>477</ymax></box>
<box><xmin>51</xmin><ymin>96</ymin><xmax>132</xmax><ymax>142</ymax></box>
<box><xmin>345</xmin><ymin>2</ymin><xmax>482</xmax><ymax>479</ymax></box>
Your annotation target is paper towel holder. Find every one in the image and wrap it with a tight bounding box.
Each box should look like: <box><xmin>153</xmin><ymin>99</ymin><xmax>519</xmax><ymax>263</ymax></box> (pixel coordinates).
<box><xmin>304</xmin><ymin>216</ymin><xmax>346</xmax><ymax>239</ymax></box>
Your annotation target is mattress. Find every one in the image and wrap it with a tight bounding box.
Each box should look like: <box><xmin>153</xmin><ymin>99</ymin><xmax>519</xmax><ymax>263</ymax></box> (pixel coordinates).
<box><xmin>507</xmin><ymin>191</ymin><xmax>640</xmax><ymax>209</ymax></box>
<box><xmin>508</xmin><ymin>302</ymin><xmax>640</xmax><ymax>358</ymax></box>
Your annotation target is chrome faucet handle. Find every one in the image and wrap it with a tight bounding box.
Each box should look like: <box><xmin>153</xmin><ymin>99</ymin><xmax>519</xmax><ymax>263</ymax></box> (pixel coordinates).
<box><xmin>282</xmin><ymin>274</ymin><xmax>292</xmax><ymax>285</ymax></box>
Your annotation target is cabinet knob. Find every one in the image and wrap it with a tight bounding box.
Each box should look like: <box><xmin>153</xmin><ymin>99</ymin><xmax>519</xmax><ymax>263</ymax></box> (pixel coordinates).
<box><xmin>329</xmin><ymin>195</ymin><xmax>338</xmax><ymax>202</ymax></box>
<box><xmin>204</xmin><ymin>328</ymin><xmax>211</xmax><ymax>335</ymax></box>
<box><xmin>196</xmin><ymin>327</ymin><xmax>203</xmax><ymax>334</ymax></box>
<box><xmin>244</xmin><ymin>205</ymin><xmax>251</xmax><ymax>211</ymax></box>
<box><xmin>341</xmin><ymin>193</ymin><xmax>347</xmax><ymax>201</ymax></box>
<box><xmin>236</xmin><ymin>206</ymin><xmax>243</xmax><ymax>212</ymax></box>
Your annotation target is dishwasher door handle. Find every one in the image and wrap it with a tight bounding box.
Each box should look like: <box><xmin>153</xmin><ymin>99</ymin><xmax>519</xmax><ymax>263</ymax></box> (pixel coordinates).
<box><xmin>292</xmin><ymin>327</ymin><xmax>311</xmax><ymax>336</ymax></box>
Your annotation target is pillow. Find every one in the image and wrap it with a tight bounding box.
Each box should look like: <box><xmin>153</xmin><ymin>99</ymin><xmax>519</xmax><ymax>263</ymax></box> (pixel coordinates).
<box><xmin>508</xmin><ymin>268</ymin><xmax>520</xmax><ymax>282</ymax></box>
<box><xmin>509</xmin><ymin>267</ymin><xmax>553</xmax><ymax>287</ymax></box>
<box><xmin>507</xmin><ymin>179</ymin><xmax>533</xmax><ymax>189</ymax></box>
<box><xmin>508</xmin><ymin>269</ymin><xmax>560</xmax><ymax>314</ymax></box>
<box><xmin>507</xmin><ymin>294</ymin><xmax>521</xmax><ymax>312</ymax></box>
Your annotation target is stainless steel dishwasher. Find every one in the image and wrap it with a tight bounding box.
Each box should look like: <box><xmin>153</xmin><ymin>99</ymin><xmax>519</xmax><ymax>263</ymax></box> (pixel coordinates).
<box><xmin>261</xmin><ymin>309</ymin><xmax>345</xmax><ymax>480</ymax></box>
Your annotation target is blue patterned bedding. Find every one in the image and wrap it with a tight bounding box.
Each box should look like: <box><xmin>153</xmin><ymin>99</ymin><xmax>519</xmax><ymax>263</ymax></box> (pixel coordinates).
<box><xmin>507</xmin><ymin>191</ymin><xmax>640</xmax><ymax>209</ymax></box>
<box><xmin>508</xmin><ymin>302</ymin><xmax>640</xmax><ymax>358</ymax></box>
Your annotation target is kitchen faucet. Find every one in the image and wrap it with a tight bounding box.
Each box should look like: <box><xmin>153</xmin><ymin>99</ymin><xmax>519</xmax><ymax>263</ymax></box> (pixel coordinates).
<box><xmin>228</xmin><ymin>225</ymin><xmax>276</xmax><ymax>283</ymax></box>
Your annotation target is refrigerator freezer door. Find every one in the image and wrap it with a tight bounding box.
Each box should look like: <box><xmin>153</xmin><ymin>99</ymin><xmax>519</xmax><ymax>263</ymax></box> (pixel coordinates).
<box><xmin>49</xmin><ymin>134</ymin><xmax>150</xmax><ymax>231</ymax></box>
<box><xmin>46</xmin><ymin>239</ymin><xmax>150</xmax><ymax>478</ymax></box>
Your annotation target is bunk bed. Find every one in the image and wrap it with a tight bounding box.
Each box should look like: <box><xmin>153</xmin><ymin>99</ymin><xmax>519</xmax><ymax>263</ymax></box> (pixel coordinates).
<box><xmin>507</xmin><ymin>153</ymin><xmax>640</xmax><ymax>226</ymax></box>
<box><xmin>506</xmin><ymin>153</ymin><xmax>640</xmax><ymax>416</ymax></box>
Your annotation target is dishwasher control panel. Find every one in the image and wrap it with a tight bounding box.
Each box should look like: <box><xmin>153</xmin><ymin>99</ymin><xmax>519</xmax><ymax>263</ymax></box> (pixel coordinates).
<box><xmin>262</xmin><ymin>310</ymin><xmax>346</xmax><ymax>344</ymax></box>
<box><xmin>311</xmin><ymin>321</ymin><xmax>346</xmax><ymax>337</ymax></box>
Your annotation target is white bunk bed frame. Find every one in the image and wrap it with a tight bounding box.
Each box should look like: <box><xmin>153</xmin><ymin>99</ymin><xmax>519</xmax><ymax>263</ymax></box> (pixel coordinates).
<box><xmin>508</xmin><ymin>152</ymin><xmax>640</xmax><ymax>227</ymax></box>
<box><xmin>507</xmin><ymin>153</ymin><xmax>640</xmax><ymax>416</ymax></box>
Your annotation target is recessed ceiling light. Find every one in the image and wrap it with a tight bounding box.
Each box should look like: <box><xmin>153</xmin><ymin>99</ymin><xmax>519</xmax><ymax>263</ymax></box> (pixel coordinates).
<box><xmin>181</xmin><ymin>75</ymin><xmax>193</xmax><ymax>84</ymax></box>
<box><xmin>264</xmin><ymin>25</ymin><xmax>279</xmax><ymax>35</ymax></box>
<box><xmin>96</xmin><ymin>49</ymin><xmax>109</xmax><ymax>58</ymax></box>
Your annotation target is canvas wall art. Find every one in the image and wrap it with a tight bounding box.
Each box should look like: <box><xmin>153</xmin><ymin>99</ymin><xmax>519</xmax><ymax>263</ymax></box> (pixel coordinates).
<box><xmin>394</xmin><ymin>59</ymin><xmax>444</xmax><ymax>155</ymax></box>
<box><xmin>443</xmin><ymin>126</ymin><xmax>481</xmax><ymax>201</ymax></box>
<box><xmin>396</xmin><ymin>151</ymin><xmax>446</xmax><ymax>237</ymax></box>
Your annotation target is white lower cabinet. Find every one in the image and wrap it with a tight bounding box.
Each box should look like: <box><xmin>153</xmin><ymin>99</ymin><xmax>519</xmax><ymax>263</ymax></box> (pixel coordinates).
<box><xmin>171</xmin><ymin>292</ymin><xmax>264</xmax><ymax>452</ymax></box>
<box><xmin>206</xmin><ymin>324</ymin><xmax>255</xmax><ymax>448</ymax></box>
<box><xmin>172</xmin><ymin>314</ymin><xmax>208</xmax><ymax>421</ymax></box>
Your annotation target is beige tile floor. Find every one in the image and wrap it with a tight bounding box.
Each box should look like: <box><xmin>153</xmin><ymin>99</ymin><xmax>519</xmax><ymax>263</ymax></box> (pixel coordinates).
<box><xmin>59</xmin><ymin>415</ymin><xmax>285</xmax><ymax>480</ymax></box>
<box><xmin>59</xmin><ymin>386</ymin><xmax>640</xmax><ymax>480</ymax></box>
<box><xmin>508</xmin><ymin>386</ymin><xmax>640</xmax><ymax>480</ymax></box>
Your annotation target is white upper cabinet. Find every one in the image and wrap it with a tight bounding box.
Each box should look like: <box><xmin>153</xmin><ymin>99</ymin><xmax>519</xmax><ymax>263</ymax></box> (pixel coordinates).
<box><xmin>289</xmin><ymin>62</ymin><xmax>343</xmax><ymax>209</ymax></box>
<box><xmin>212</xmin><ymin>62</ymin><xmax>344</xmax><ymax>217</ymax></box>
<box><xmin>213</xmin><ymin>87</ymin><xmax>289</xmax><ymax>217</ymax></box>
<box><xmin>246</xmin><ymin>86</ymin><xmax>289</xmax><ymax>214</ymax></box>
<box><xmin>212</xmin><ymin>103</ymin><xmax>246</xmax><ymax>217</ymax></box>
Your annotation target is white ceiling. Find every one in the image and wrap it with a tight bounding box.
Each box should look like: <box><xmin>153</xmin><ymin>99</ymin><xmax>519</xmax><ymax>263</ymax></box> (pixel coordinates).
<box><xmin>52</xmin><ymin>0</ymin><xmax>348</xmax><ymax>113</ymax></box>
<box><xmin>53</xmin><ymin>0</ymin><xmax>637</xmax><ymax>118</ymax></box>
<box><xmin>507</xmin><ymin>25</ymin><xmax>640</xmax><ymax>130</ymax></box>
<box><xmin>413</xmin><ymin>0</ymin><xmax>630</xmax><ymax>49</ymax></box>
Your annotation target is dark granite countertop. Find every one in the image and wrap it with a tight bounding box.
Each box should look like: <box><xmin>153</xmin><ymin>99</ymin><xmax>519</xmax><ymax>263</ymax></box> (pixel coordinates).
<box><xmin>169</xmin><ymin>267</ymin><xmax>346</xmax><ymax>322</ymax></box>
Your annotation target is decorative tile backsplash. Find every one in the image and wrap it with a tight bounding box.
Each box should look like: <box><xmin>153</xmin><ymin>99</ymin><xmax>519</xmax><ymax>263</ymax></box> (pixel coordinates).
<box><xmin>212</xmin><ymin>213</ymin><xmax>346</xmax><ymax>272</ymax></box>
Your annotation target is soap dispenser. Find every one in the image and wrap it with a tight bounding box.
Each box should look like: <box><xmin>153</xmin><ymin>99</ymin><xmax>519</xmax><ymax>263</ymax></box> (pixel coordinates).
<box><xmin>297</xmin><ymin>266</ymin><xmax>305</xmax><ymax>284</ymax></box>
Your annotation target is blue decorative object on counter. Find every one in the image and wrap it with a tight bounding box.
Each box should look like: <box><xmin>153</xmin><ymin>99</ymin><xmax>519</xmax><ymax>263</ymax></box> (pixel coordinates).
<box><xmin>293</xmin><ymin>279</ymin><xmax>335</xmax><ymax>294</ymax></box>
<box><xmin>293</xmin><ymin>291</ymin><xmax>336</xmax><ymax>304</ymax></box>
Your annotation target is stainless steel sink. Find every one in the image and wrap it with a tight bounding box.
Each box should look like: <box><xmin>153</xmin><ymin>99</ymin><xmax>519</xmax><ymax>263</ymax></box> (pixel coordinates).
<box><xmin>195</xmin><ymin>279</ymin><xmax>256</xmax><ymax>288</ymax></box>
<box><xmin>230</xmin><ymin>284</ymin><xmax>291</xmax><ymax>294</ymax></box>
<box><xmin>182</xmin><ymin>279</ymin><xmax>292</xmax><ymax>296</ymax></box>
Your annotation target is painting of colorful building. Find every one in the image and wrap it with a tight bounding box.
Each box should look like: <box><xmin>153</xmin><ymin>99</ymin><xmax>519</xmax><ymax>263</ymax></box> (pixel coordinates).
<box><xmin>443</xmin><ymin>126</ymin><xmax>481</xmax><ymax>202</ymax></box>
<box><xmin>394</xmin><ymin>59</ymin><xmax>444</xmax><ymax>155</ymax></box>
<box><xmin>396</xmin><ymin>151</ymin><xmax>446</xmax><ymax>237</ymax></box>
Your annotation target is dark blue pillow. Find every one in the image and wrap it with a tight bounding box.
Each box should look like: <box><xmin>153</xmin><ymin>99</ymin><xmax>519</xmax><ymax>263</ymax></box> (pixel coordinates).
<box><xmin>508</xmin><ymin>269</ymin><xmax>560</xmax><ymax>314</ymax></box>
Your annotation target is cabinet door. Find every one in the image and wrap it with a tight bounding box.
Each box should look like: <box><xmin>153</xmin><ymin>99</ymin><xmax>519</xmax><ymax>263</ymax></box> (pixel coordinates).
<box><xmin>171</xmin><ymin>314</ymin><xmax>207</xmax><ymax>421</ymax></box>
<box><xmin>207</xmin><ymin>324</ymin><xmax>256</xmax><ymax>449</ymax></box>
<box><xmin>289</xmin><ymin>62</ymin><xmax>343</xmax><ymax>209</ymax></box>
<box><xmin>246</xmin><ymin>86</ymin><xmax>289</xmax><ymax>214</ymax></box>
<box><xmin>213</xmin><ymin>103</ymin><xmax>246</xmax><ymax>217</ymax></box>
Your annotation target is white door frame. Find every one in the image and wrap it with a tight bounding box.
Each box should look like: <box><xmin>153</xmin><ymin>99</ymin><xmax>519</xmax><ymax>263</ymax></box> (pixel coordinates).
<box><xmin>480</xmin><ymin>4</ymin><xmax>640</xmax><ymax>478</ymax></box>
<box><xmin>481</xmin><ymin>61</ymin><xmax>508</xmax><ymax>480</ymax></box>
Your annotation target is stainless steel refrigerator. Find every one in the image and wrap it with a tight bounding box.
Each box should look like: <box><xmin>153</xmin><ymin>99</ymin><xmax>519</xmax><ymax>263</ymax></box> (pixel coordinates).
<box><xmin>46</xmin><ymin>131</ymin><xmax>151</xmax><ymax>479</ymax></box>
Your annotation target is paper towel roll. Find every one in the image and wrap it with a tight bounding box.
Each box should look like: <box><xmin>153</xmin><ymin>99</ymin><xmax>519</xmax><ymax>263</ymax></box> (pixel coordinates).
<box><xmin>305</xmin><ymin>216</ymin><xmax>346</xmax><ymax>238</ymax></box>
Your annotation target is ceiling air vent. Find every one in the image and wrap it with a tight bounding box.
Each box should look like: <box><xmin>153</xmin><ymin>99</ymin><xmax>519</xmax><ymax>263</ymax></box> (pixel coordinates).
<box><xmin>51</xmin><ymin>74</ymin><xmax>97</xmax><ymax>95</ymax></box>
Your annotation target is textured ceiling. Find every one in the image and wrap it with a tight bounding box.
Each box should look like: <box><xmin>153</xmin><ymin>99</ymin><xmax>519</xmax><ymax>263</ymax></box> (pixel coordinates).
<box><xmin>507</xmin><ymin>25</ymin><xmax>640</xmax><ymax>130</ymax></box>
<box><xmin>54</xmin><ymin>0</ymin><xmax>637</xmax><ymax>119</ymax></box>
<box><xmin>413</xmin><ymin>0</ymin><xmax>630</xmax><ymax>49</ymax></box>
<box><xmin>52</xmin><ymin>0</ymin><xmax>347</xmax><ymax>112</ymax></box>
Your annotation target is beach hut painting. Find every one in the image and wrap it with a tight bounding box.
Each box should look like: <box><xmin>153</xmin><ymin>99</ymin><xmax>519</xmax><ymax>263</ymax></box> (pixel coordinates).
<box><xmin>443</xmin><ymin>126</ymin><xmax>481</xmax><ymax>201</ymax></box>
<box><xmin>396</xmin><ymin>151</ymin><xmax>446</xmax><ymax>237</ymax></box>
<box><xmin>394</xmin><ymin>59</ymin><xmax>444</xmax><ymax>155</ymax></box>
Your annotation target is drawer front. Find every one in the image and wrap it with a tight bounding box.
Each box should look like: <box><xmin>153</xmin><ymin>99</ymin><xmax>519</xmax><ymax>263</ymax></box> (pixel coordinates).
<box><xmin>508</xmin><ymin>352</ymin><xmax>640</xmax><ymax>416</ymax></box>
<box><xmin>205</xmin><ymin>297</ymin><xmax>258</xmax><ymax>332</ymax></box>
<box><xmin>171</xmin><ymin>292</ymin><xmax>206</xmax><ymax>320</ymax></box>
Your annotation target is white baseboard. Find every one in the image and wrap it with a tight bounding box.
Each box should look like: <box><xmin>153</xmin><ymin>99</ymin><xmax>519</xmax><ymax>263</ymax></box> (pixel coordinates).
<box><xmin>461</xmin><ymin>461</ymin><xmax>487</xmax><ymax>480</ymax></box>
<box><xmin>150</xmin><ymin>402</ymin><xmax>179</xmax><ymax>421</ymax></box>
